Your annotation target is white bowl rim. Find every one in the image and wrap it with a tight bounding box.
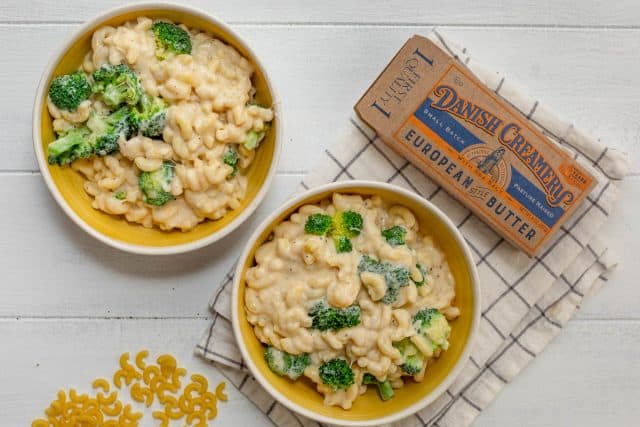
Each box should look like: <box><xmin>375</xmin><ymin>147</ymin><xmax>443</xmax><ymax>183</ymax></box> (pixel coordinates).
<box><xmin>232</xmin><ymin>180</ymin><xmax>481</xmax><ymax>427</ymax></box>
<box><xmin>32</xmin><ymin>1</ymin><xmax>282</xmax><ymax>255</ymax></box>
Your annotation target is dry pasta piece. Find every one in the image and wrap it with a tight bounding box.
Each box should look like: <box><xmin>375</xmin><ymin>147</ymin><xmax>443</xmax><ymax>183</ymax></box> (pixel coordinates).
<box><xmin>130</xmin><ymin>382</ymin><xmax>154</xmax><ymax>407</ymax></box>
<box><xmin>157</xmin><ymin>354</ymin><xmax>177</xmax><ymax>376</ymax></box>
<box><xmin>92</xmin><ymin>378</ymin><xmax>110</xmax><ymax>393</ymax></box>
<box><xmin>203</xmin><ymin>393</ymin><xmax>218</xmax><ymax>420</ymax></box>
<box><xmin>190</xmin><ymin>374</ymin><xmax>208</xmax><ymax>392</ymax></box>
<box><xmin>156</xmin><ymin>379</ymin><xmax>180</xmax><ymax>401</ymax></box>
<box><xmin>101</xmin><ymin>400</ymin><xmax>123</xmax><ymax>417</ymax></box>
<box><xmin>215</xmin><ymin>382</ymin><xmax>228</xmax><ymax>402</ymax></box>
<box><xmin>97</xmin><ymin>391</ymin><xmax>118</xmax><ymax>406</ymax></box>
<box><xmin>120</xmin><ymin>353</ymin><xmax>142</xmax><ymax>379</ymax></box>
<box><xmin>152</xmin><ymin>410</ymin><xmax>169</xmax><ymax>427</ymax></box>
<box><xmin>186</xmin><ymin>410</ymin><xmax>207</xmax><ymax>427</ymax></box>
<box><xmin>171</xmin><ymin>367</ymin><xmax>187</xmax><ymax>388</ymax></box>
<box><xmin>142</xmin><ymin>364</ymin><xmax>161</xmax><ymax>385</ymax></box>
<box><xmin>135</xmin><ymin>350</ymin><xmax>149</xmax><ymax>371</ymax></box>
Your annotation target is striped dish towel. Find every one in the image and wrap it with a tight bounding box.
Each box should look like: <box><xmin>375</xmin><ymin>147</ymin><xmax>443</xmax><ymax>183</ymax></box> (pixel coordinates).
<box><xmin>196</xmin><ymin>29</ymin><xmax>631</xmax><ymax>426</ymax></box>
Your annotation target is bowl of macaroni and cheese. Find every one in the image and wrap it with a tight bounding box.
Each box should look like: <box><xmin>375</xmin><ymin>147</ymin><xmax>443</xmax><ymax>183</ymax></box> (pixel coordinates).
<box><xmin>33</xmin><ymin>3</ymin><xmax>280</xmax><ymax>254</ymax></box>
<box><xmin>233</xmin><ymin>181</ymin><xmax>480</xmax><ymax>426</ymax></box>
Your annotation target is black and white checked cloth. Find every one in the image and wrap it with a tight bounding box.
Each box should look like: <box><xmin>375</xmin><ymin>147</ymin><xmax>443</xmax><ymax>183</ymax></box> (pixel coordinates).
<box><xmin>196</xmin><ymin>30</ymin><xmax>631</xmax><ymax>427</ymax></box>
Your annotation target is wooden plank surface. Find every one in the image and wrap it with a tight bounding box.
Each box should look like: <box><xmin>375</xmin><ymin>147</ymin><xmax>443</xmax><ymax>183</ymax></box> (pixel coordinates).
<box><xmin>0</xmin><ymin>318</ymin><xmax>266</xmax><ymax>427</ymax></box>
<box><xmin>0</xmin><ymin>2</ymin><xmax>638</xmax><ymax>426</ymax></box>
<box><xmin>3</xmin><ymin>319</ymin><xmax>638</xmax><ymax>427</ymax></box>
<box><xmin>2</xmin><ymin>0</ymin><xmax>640</xmax><ymax>27</ymax></box>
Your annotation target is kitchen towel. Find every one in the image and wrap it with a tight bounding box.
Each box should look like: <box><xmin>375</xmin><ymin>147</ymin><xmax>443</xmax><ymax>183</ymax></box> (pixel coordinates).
<box><xmin>196</xmin><ymin>29</ymin><xmax>631</xmax><ymax>427</ymax></box>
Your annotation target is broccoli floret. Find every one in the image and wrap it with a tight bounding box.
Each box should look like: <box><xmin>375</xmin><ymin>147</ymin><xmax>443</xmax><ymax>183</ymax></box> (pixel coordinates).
<box><xmin>333</xmin><ymin>211</ymin><xmax>364</xmax><ymax>238</ymax></box>
<box><xmin>114</xmin><ymin>191</ymin><xmax>126</xmax><ymax>200</ymax></box>
<box><xmin>131</xmin><ymin>94</ymin><xmax>167</xmax><ymax>138</ymax></box>
<box><xmin>48</xmin><ymin>71</ymin><xmax>91</xmax><ymax>111</ymax></box>
<box><xmin>362</xmin><ymin>373</ymin><xmax>394</xmax><ymax>401</ymax></box>
<box><xmin>333</xmin><ymin>235</ymin><xmax>353</xmax><ymax>253</ymax></box>
<box><xmin>413</xmin><ymin>263</ymin><xmax>428</xmax><ymax>287</ymax></box>
<box><xmin>382</xmin><ymin>225</ymin><xmax>407</xmax><ymax>246</ymax></box>
<box><xmin>244</xmin><ymin>123</ymin><xmax>271</xmax><ymax>150</ymax></box>
<box><xmin>138</xmin><ymin>161</ymin><xmax>175</xmax><ymax>206</ymax></box>
<box><xmin>92</xmin><ymin>64</ymin><xmax>142</xmax><ymax>107</ymax></box>
<box><xmin>264</xmin><ymin>346</ymin><xmax>311</xmax><ymax>380</ymax></box>
<box><xmin>319</xmin><ymin>359</ymin><xmax>354</xmax><ymax>391</ymax></box>
<box><xmin>47</xmin><ymin>127</ymin><xmax>93</xmax><ymax>165</ymax></box>
<box><xmin>358</xmin><ymin>255</ymin><xmax>410</xmax><ymax>304</ymax></box>
<box><xmin>304</xmin><ymin>213</ymin><xmax>333</xmax><ymax>235</ymax></box>
<box><xmin>413</xmin><ymin>308</ymin><xmax>451</xmax><ymax>351</ymax></box>
<box><xmin>222</xmin><ymin>147</ymin><xmax>239</xmax><ymax>177</ymax></box>
<box><xmin>331</xmin><ymin>210</ymin><xmax>363</xmax><ymax>253</ymax></box>
<box><xmin>86</xmin><ymin>106</ymin><xmax>133</xmax><ymax>156</ymax></box>
<box><xmin>309</xmin><ymin>300</ymin><xmax>360</xmax><ymax>331</ymax></box>
<box><xmin>304</xmin><ymin>210</ymin><xmax>363</xmax><ymax>252</ymax></box>
<box><xmin>393</xmin><ymin>338</ymin><xmax>425</xmax><ymax>375</ymax></box>
<box><xmin>152</xmin><ymin>22</ymin><xmax>192</xmax><ymax>59</ymax></box>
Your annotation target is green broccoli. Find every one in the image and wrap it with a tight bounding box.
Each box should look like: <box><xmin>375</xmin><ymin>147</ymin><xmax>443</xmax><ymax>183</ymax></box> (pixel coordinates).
<box><xmin>114</xmin><ymin>191</ymin><xmax>126</xmax><ymax>200</ymax></box>
<box><xmin>244</xmin><ymin>123</ymin><xmax>271</xmax><ymax>150</ymax></box>
<box><xmin>333</xmin><ymin>211</ymin><xmax>364</xmax><ymax>237</ymax></box>
<box><xmin>413</xmin><ymin>263</ymin><xmax>428</xmax><ymax>287</ymax></box>
<box><xmin>304</xmin><ymin>213</ymin><xmax>333</xmax><ymax>235</ymax></box>
<box><xmin>86</xmin><ymin>106</ymin><xmax>133</xmax><ymax>156</ymax></box>
<box><xmin>382</xmin><ymin>225</ymin><xmax>407</xmax><ymax>246</ymax></box>
<box><xmin>47</xmin><ymin>127</ymin><xmax>93</xmax><ymax>165</ymax></box>
<box><xmin>223</xmin><ymin>147</ymin><xmax>239</xmax><ymax>177</ymax></box>
<box><xmin>263</xmin><ymin>346</ymin><xmax>311</xmax><ymax>380</ymax></box>
<box><xmin>92</xmin><ymin>64</ymin><xmax>142</xmax><ymax>107</ymax></box>
<box><xmin>319</xmin><ymin>359</ymin><xmax>354</xmax><ymax>391</ymax></box>
<box><xmin>48</xmin><ymin>71</ymin><xmax>91</xmax><ymax>111</ymax></box>
<box><xmin>138</xmin><ymin>161</ymin><xmax>175</xmax><ymax>206</ymax></box>
<box><xmin>331</xmin><ymin>210</ymin><xmax>363</xmax><ymax>253</ymax></box>
<box><xmin>413</xmin><ymin>308</ymin><xmax>451</xmax><ymax>351</ymax></box>
<box><xmin>358</xmin><ymin>255</ymin><xmax>410</xmax><ymax>304</ymax></box>
<box><xmin>308</xmin><ymin>300</ymin><xmax>360</xmax><ymax>331</ymax></box>
<box><xmin>131</xmin><ymin>94</ymin><xmax>167</xmax><ymax>138</ymax></box>
<box><xmin>303</xmin><ymin>210</ymin><xmax>363</xmax><ymax>253</ymax></box>
<box><xmin>362</xmin><ymin>373</ymin><xmax>394</xmax><ymax>401</ymax></box>
<box><xmin>333</xmin><ymin>235</ymin><xmax>353</xmax><ymax>253</ymax></box>
<box><xmin>152</xmin><ymin>22</ymin><xmax>192</xmax><ymax>59</ymax></box>
<box><xmin>393</xmin><ymin>338</ymin><xmax>425</xmax><ymax>375</ymax></box>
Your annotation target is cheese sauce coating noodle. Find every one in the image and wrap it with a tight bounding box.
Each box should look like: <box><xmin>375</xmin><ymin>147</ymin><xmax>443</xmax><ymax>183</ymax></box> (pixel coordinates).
<box><xmin>245</xmin><ymin>193</ymin><xmax>460</xmax><ymax>409</ymax></box>
<box><xmin>47</xmin><ymin>17</ymin><xmax>274</xmax><ymax>231</ymax></box>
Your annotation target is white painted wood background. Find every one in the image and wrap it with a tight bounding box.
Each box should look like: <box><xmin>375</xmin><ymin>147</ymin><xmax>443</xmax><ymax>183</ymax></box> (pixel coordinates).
<box><xmin>1</xmin><ymin>1</ymin><xmax>638</xmax><ymax>426</ymax></box>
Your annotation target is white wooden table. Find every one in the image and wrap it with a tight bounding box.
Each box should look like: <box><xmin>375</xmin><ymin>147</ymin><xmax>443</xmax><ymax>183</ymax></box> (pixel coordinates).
<box><xmin>1</xmin><ymin>1</ymin><xmax>639</xmax><ymax>425</ymax></box>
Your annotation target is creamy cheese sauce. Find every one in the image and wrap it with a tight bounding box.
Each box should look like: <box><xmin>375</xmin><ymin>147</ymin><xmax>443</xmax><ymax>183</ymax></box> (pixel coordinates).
<box><xmin>48</xmin><ymin>17</ymin><xmax>273</xmax><ymax>231</ymax></box>
<box><xmin>245</xmin><ymin>193</ymin><xmax>459</xmax><ymax>409</ymax></box>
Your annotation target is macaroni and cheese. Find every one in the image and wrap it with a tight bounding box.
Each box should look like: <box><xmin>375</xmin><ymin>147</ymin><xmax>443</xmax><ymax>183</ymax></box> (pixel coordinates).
<box><xmin>46</xmin><ymin>17</ymin><xmax>273</xmax><ymax>231</ymax></box>
<box><xmin>244</xmin><ymin>193</ymin><xmax>459</xmax><ymax>409</ymax></box>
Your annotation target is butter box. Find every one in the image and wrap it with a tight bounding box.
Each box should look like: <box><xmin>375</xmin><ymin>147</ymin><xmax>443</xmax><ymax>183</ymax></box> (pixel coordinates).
<box><xmin>355</xmin><ymin>35</ymin><xmax>597</xmax><ymax>256</ymax></box>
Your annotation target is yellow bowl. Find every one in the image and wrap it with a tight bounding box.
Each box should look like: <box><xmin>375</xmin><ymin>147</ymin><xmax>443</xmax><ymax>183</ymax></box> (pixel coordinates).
<box><xmin>32</xmin><ymin>3</ymin><xmax>281</xmax><ymax>255</ymax></box>
<box><xmin>232</xmin><ymin>181</ymin><xmax>480</xmax><ymax>426</ymax></box>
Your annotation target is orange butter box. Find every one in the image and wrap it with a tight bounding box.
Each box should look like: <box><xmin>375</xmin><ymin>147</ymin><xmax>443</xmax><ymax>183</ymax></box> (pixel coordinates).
<box><xmin>355</xmin><ymin>35</ymin><xmax>597</xmax><ymax>256</ymax></box>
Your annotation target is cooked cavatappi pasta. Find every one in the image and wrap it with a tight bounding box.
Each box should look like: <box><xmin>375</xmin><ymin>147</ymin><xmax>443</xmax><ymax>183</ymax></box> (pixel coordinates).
<box><xmin>245</xmin><ymin>193</ymin><xmax>460</xmax><ymax>409</ymax></box>
<box><xmin>45</xmin><ymin>17</ymin><xmax>273</xmax><ymax>231</ymax></box>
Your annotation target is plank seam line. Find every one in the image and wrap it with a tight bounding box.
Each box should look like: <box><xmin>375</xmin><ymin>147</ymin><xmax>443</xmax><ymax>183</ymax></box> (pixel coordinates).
<box><xmin>2</xmin><ymin>21</ymin><xmax>640</xmax><ymax>30</ymax></box>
